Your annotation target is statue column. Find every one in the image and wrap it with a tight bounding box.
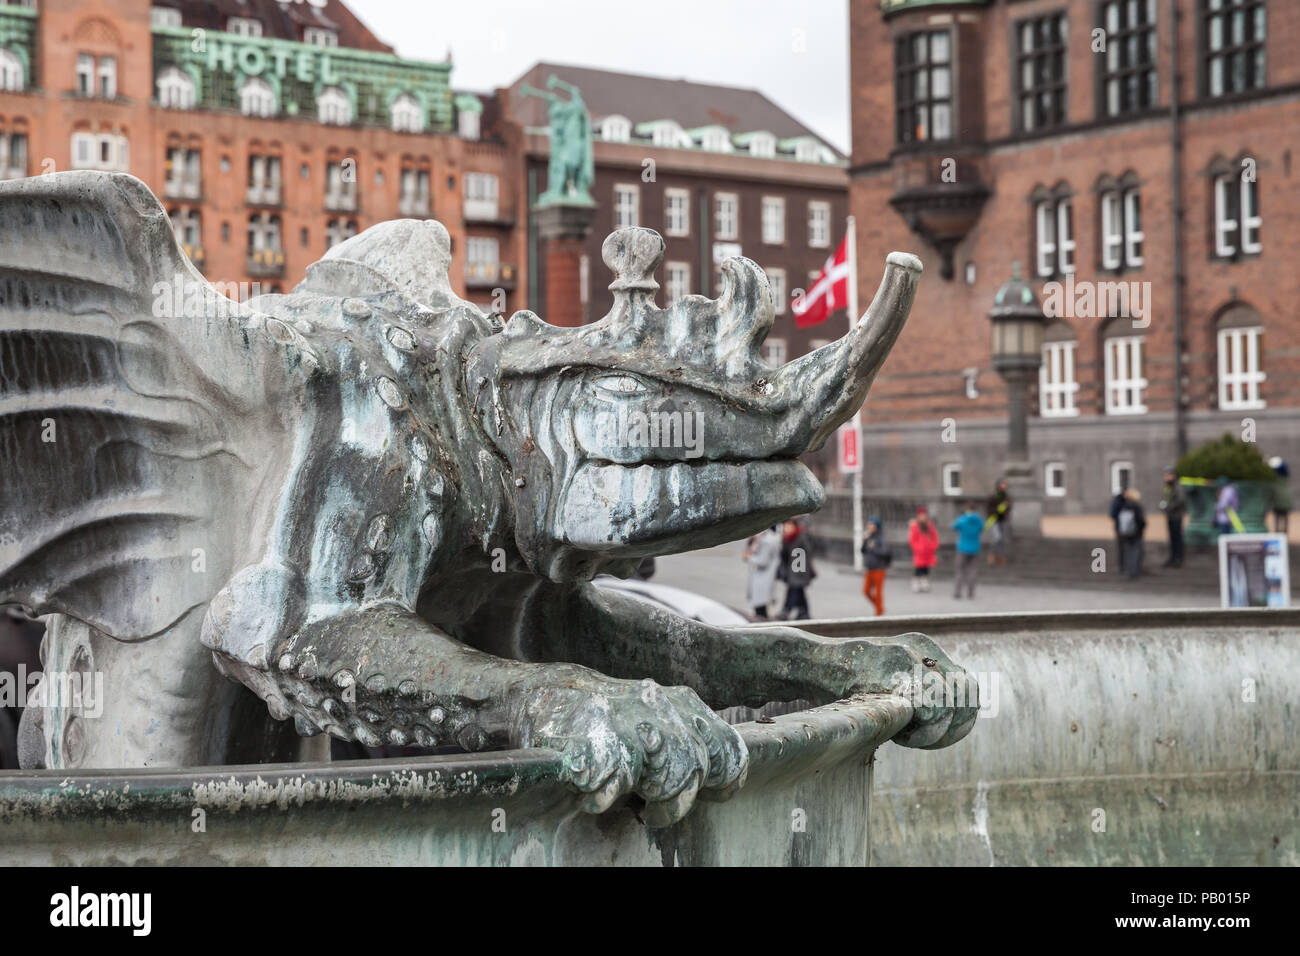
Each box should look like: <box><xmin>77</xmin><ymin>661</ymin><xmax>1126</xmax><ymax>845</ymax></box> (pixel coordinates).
<box><xmin>535</xmin><ymin>203</ymin><xmax>597</xmax><ymax>327</ymax></box>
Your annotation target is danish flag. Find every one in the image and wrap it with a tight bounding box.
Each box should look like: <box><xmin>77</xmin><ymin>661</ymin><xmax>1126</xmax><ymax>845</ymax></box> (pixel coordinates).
<box><xmin>792</xmin><ymin>235</ymin><xmax>850</xmax><ymax>328</ymax></box>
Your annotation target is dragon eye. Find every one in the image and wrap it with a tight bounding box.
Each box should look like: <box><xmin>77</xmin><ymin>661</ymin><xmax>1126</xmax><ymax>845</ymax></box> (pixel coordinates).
<box><xmin>593</xmin><ymin>374</ymin><xmax>650</xmax><ymax>395</ymax></box>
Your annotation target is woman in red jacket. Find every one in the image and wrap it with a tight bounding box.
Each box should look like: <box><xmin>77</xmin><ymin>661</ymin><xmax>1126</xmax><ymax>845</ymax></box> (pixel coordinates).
<box><xmin>907</xmin><ymin>506</ymin><xmax>940</xmax><ymax>593</ymax></box>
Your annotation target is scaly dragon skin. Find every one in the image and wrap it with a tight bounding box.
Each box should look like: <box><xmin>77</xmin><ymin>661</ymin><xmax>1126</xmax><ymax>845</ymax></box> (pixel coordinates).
<box><xmin>4</xmin><ymin>173</ymin><xmax>976</xmax><ymax>826</ymax></box>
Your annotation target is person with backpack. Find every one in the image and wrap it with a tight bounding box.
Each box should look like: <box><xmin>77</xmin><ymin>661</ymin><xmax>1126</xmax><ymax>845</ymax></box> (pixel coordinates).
<box><xmin>1116</xmin><ymin>488</ymin><xmax>1147</xmax><ymax>579</ymax></box>
<box><xmin>777</xmin><ymin>519</ymin><xmax>815</xmax><ymax>620</ymax></box>
<box><xmin>952</xmin><ymin>501</ymin><xmax>983</xmax><ymax>599</ymax></box>
<box><xmin>860</xmin><ymin>517</ymin><xmax>891</xmax><ymax>616</ymax></box>
<box><xmin>907</xmin><ymin>506</ymin><xmax>940</xmax><ymax>593</ymax></box>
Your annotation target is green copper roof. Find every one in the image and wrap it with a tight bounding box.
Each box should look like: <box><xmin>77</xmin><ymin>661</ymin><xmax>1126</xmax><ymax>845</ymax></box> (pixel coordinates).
<box><xmin>151</xmin><ymin>26</ymin><xmax>452</xmax><ymax>131</ymax></box>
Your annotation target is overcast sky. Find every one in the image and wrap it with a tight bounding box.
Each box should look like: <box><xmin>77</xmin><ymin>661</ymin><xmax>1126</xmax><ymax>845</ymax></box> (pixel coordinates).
<box><xmin>350</xmin><ymin>0</ymin><xmax>851</xmax><ymax>153</ymax></box>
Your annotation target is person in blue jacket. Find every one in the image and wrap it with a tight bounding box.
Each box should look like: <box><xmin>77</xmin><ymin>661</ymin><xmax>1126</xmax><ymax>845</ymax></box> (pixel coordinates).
<box><xmin>952</xmin><ymin>500</ymin><xmax>984</xmax><ymax>599</ymax></box>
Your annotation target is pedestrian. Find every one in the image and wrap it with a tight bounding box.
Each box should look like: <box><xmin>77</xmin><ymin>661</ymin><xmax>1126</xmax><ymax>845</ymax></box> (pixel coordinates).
<box><xmin>985</xmin><ymin>478</ymin><xmax>1012</xmax><ymax>565</ymax></box>
<box><xmin>1116</xmin><ymin>487</ymin><xmax>1146</xmax><ymax>579</ymax></box>
<box><xmin>952</xmin><ymin>500</ymin><xmax>983</xmax><ymax>599</ymax></box>
<box><xmin>777</xmin><ymin>519</ymin><xmax>815</xmax><ymax>620</ymax></box>
<box><xmin>1159</xmin><ymin>467</ymin><xmax>1186</xmax><ymax>568</ymax></box>
<box><xmin>1269</xmin><ymin>457</ymin><xmax>1291</xmax><ymax>536</ymax></box>
<box><xmin>743</xmin><ymin>525</ymin><xmax>781</xmax><ymax>619</ymax></box>
<box><xmin>1214</xmin><ymin>476</ymin><xmax>1239</xmax><ymax>536</ymax></box>
<box><xmin>860</xmin><ymin>517</ymin><xmax>890</xmax><ymax>616</ymax></box>
<box><xmin>1109</xmin><ymin>479</ymin><xmax>1129</xmax><ymax>551</ymax></box>
<box><xmin>907</xmin><ymin>506</ymin><xmax>940</xmax><ymax>592</ymax></box>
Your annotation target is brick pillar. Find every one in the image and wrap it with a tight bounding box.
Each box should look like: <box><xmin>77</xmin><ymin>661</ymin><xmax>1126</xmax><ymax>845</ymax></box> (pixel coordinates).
<box><xmin>534</xmin><ymin>203</ymin><xmax>597</xmax><ymax>328</ymax></box>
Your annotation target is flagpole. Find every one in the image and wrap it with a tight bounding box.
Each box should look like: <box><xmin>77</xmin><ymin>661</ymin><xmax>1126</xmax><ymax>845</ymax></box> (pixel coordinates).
<box><xmin>847</xmin><ymin>215</ymin><xmax>864</xmax><ymax>573</ymax></box>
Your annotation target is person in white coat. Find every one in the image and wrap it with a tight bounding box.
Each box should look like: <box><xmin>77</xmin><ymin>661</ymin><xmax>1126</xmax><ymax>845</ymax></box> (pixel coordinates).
<box><xmin>743</xmin><ymin>526</ymin><xmax>782</xmax><ymax>619</ymax></box>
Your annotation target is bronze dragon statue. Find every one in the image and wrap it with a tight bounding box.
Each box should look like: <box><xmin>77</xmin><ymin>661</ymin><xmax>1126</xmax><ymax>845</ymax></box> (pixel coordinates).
<box><xmin>0</xmin><ymin>172</ymin><xmax>976</xmax><ymax>825</ymax></box>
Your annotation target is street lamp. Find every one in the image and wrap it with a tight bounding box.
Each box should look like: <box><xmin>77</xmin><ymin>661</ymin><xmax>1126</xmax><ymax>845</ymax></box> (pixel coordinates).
<box><xmin>989</xmin><ymin>262</ymin><xmax>1048</xmax><ymax>534</ymax></box>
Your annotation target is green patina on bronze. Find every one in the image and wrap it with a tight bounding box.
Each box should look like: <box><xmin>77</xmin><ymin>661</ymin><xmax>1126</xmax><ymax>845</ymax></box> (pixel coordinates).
<box><xmin>519</xmin><ymin>75</ymin><xmax>595</xmax><ymax>206</ymax></box>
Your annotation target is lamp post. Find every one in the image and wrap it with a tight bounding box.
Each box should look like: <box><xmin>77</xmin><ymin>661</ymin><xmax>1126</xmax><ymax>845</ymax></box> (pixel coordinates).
<box><xmin>989</xmin><ymin>262</ymin><xmax>1048</xmax><ymax>535</ymax></box>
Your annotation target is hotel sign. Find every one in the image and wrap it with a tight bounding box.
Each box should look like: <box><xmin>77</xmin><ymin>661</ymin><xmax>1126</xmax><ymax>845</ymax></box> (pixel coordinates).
<box><xmin>204</xmin><ymin>39</ymin><xmax>341</xmax><ymax>85</ymax></box>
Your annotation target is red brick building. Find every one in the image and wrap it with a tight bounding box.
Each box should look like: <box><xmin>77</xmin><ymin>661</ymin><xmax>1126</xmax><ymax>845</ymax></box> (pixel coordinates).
<box><xmin>851</xmin><ymin>0</ymin><xmax>1299</xmax><ymax>511</ymax></box>
<box><xmin>0</xmin><ymin>0</ymin><xmax>526</xmax><ymax>313</ymax></box>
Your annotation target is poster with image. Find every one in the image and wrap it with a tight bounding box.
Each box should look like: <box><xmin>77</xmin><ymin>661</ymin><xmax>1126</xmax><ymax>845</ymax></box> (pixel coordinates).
<box><xmin>1218</xmin><ymin>533</ymin><xmax>1290</xmax><ymax>609</ymax></box>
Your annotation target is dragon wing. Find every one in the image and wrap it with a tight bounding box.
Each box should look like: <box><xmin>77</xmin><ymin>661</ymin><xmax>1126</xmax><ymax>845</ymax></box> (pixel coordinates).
<box><xmin>0</xmin><ymin>172</ymin><xmax>318</xmax><ymax>641</ymax></box>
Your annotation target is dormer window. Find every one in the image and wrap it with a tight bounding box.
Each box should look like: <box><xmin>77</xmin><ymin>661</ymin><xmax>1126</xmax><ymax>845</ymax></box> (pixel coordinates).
<box><xmin>747</xmin><ymin>132</ymin><xmax>776</xmax><ymax>158</ymax></box>
<box><xmin>318</xmin><ymin>86</ymin><xmax>352</xmax><ymax>126</ymax></box>
<box><xmin>0</xmin><ymin>49</ymin><xmax>23</xmax><ymax>92</ymax></box>
<box><xmin>227</xmin><ymin>17</ymin><xmax>263</xmax><ymax>38</ymax></box>
<box><xmin>600</xmin><ymin>115</ymin><xmax>631</xmax><ymax>143</ymax></box>
<box><xmin>699</xmin><ymin>127</ymin><xmax>733</xmax><ymax>152</ymax></box>
<box><xmin>459</xmin><ymin>110</ymin><xmax>480</xmax><ymax>140</ymax></box>
<box><xmin>391</xmin><ymin>94</ymin><xmax>425</xmax><ymax>133</ymax></box>
<box><xmin>794</xmin><ymin>139</ymin><xmax>821</xmax><ymax>163</ymax></box>
<box><xmin>151</xmin><ymin>6</ymin><xmax>182</xmax><ymax>29</ymax></box>
<box><xmin>303</xmin><ymin>28</ymin><xmax>339</xmax><ymax>48</ymax></box>
<box><xmin>239</xmin><ymin>77</ymin><xmax>275</xmax><ymax>118</ymax></box>
<box><xmin>645</xmin><ymin>120</ymin><xmax>689</xmax><ymax>148</ymax></box>
<box><xmin>156</xmin><ymin>67</ymin><xmax>196</xmax><ymax>110</ymax></box>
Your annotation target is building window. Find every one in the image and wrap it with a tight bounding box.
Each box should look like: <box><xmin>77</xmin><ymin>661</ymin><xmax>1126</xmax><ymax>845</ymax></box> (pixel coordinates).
<box><xmin>1111</xmin><ymin>460</ymin><xmax>1135</xmax><ymax>496</ymax></box>
<box><xmin>169</xmin><ymin>207</ymin><xmax>201</xmax><ymax>250</ymax></box>
<box><xmin>664</xmin><ymin>188</ymin><xmax>690</xmax><ymax>237</ymax></box>
<box><xmin>650</xmin><ymin>121</ymin><xmax>688</xmax><ymax>148</ymax></box>
<box><xmin>1202</xmin><ymin>0</ymin><xmax>1266</xmax><ymax>98</ymax></box>
<box><xmin>71</xmin><ymin>132</ymin><xmax>129</xmax><ymax>172</ymax></box>
<box><xmin>714</xmin><ymin>193</ymin><xmax>739</xmax><ymax>240</ymax></box>
<box><xmin>1213</xmin><ymin>166</ymin><xmax>1261</xmax><ymax>257</ymax></box>
<box><xmin>761</xmin><ymin>197</ymin><xmax>785</xmax><ymax>244</ymax></box>
<box><xmin>1033</xmin><ymin>189</ymin><xmax>1074</xmax><ymax>277</ymax></box>
<box><xmin>400</xmin><ymin>167</ymin><xmax>431</xmax><ymax>216</ymax></box>
<box><xmin>247</xmin><ymin>213</ymin><xmax>282</xmax><ymax>257</ymax></box>
<box><xmin>1103</xmin><ymin>327</ymin><xmax>1147</xmax><ymax>415</ymax></box>
<box><xmin>1015</xmin><ymin>13</ymin><xmax>1067</xmax><ymax>132</ymax></box>
<box><xmin>76</xmin><ymin>53</ymin><xmax>93</xmax><ymax>96</ymax></box>
<box><xmin>318</xmin><ymin>87</ymin><xmax>352</xmax><ymax>126</ymax></box>
<box><xmin>1044</xmin><ymin>462</ymin><xmax>1067</xmax><ymax>497</ymax></box>
<box><xmin>665</xmin><ymin>262</ymin><xmax>690</xmax><ymax>305</ymax></box>
<box><xmin>1040</xmin><ymin>328</ymin><xmax>1080</xmax><ymax>417</ymax></box>
<box><xmin>0</xmin><ymin>132</ymin><xmax>28</xmax><ymax>180</ymax></box>
<box><xmin>894</xmin><ymin>30</ymin><xmax>952</xmax><ymax>144</ymax></box>
<box><xmin>0</xmin><ymin>49</ymin><xmax>24</xmax><ymax>92</ymax></box>
<box><xmin>247</xmin><ymin>154</ymin><xmax>282</xmax><ymax>205</ymax></box>
<box><xmin>391</xmin><ymin>94</ymin><xmax>425</xmax><ymax>133</ymax></box>
<box><xmin>164</xmin><ymin>147</ymin><xmax>201</xmax><ymax>200</ymax></box>
<box><xmin>942</xmin><ymin>463</ymin><xmax>962</xmax><ymax>497</ymax></box>
<box><xmin>303</xmin><ymin>28</ymin><xmax>339</xmax><ymax>48</ymax></box>
<box><xmin>794</xmin><ymin>140</ymin><xmax>824</xmax><ymax>163</ymax></box>
<box><xmin>151</xmin><ymin>6</ymin><xmax>183</xmax><ymax>29</ymax></box>
<box><xmin>807</xmin><ymin>200</ymin><xmax>831</xmax><ymax>248</ymax></box>
<box><xmin>464</xmin><ymin>172</ymin><xmax>499</xmax><ymax>220</ymax></box>
<box><xmin>613</xmin><ymin>184</ymin><xmax>639</xmax><ymax>228</ymax></box>
<box><xmin>458</xmin><ymin>109</ymin><xmax>480</xmax><ymax>140</ymax></box>
<box><xmin>762</xmin><ymin>338</ymin><xmax>787</xmax><ymax>367</ymax></box>
<box><xmin>1099</xmin><ymin>0</ymin><xmax>1158</xmax><ymax>117</ymax></box>
<box><xmin>227</xmin><ymin>17</ymin><xmax>263</xmax><ymax>38</ymax></box>
<box><xmin>156</xmin><ymin>67</ymin><xmax>195</xmax><ymax>109</ymax></box>
<box><xmin>600</xmin><ymin>115</ymin><xmax>631</xmax><ymax>143</ymax></box>
<box><xmin>765</xmin><ymin>268</ymin><xmax>787</xmax><ymax>314</ymax></box>
<box><xmin>240</xmin><ymin>78</ymin><xmax>275</xmax><ymax>118</ymax></box>
<box><xmin>1216</xmin><ymin>309</ymin><xmax>1265</xmax><ymax>409</ymax></box>
<box><xmin>1099</xmin><ymin>178</ymin><xmax>1143</xmax><ymax>269</ymax></box>
<box><xmin>325</xmin><ymin>161</ymin><xmax>358</xmax><ymax>212</ymax></box>
<box><xmin>699</xmin><ymin>127</ymin><xmax>732</xmax><ymax>152</ymax></box>
<box><xmin>326</xmin><ymin>218</ymin><xmax>358</xmax><ymax>249</ymax></box>
<box><xmin>466</xmin><ymin>236</ymin><xmax>500</xmax><ymax>282</ymax></box>
<box><xmin>747</xmin><ymin>132</ymin><xmax>776</xmax><ymax>158</ymax></box>
<box><xmin>97</xmin><ymin>56</ymin><xmax>117</xmax><ymax>99</ymax></box>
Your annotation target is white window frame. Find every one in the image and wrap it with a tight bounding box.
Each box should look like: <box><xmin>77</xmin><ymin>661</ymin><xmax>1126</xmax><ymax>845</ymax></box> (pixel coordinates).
<box><xmin>942</xmin><ymin>463</ymin><xmax>963</xmax><ymax>497</ymax></box>
<box><xmin>76</xmin><ymin>53</ymin><xmax>94</xmax><ymax>96</ymax></box>
<box><xmin>0</xmin><ymin>49</ymin><xmax>23</xmax><ymax>92</ymax></box>
<box><xmin>303</xmin><ymin>28</ymin><xmax>338</xmax><ymax>47</ymax></box>
<box><xmin>1039</xmin><ymin>339</ymin><xmax>1080</xmax><ymax>417</ymax></box>
<box><xmin>151</xmin><ymin>6</ymin><xmax>183</xmax><ymax>29</ymax></box>
<box><xmin>458</xmin><ymin>110</ymin><xmax>480</xmax><ymax>140</ymax></box>
<box><xmin>748</xmin><ymin>133</ymin><xmax>776</xmax><ymax>158</ymax></box>
<box><xmin>1101</xmin><ymin>191</ymin><xmax>1123</xmax><ymax>269</ymax></box>
<box><xmin>390</xmin><ymin>94</ymin><xmax>425</xmax><ymax>133</ymax></box>
<box><xmin>317</xmin><ymin>86</ymin><xmax>352</xmax><ymax>126</ymax></box>
<box><xmin>807</xmin><ymin>200</ymin><xmax>830</xmax><ymax>248</ymax></box>
<box><xmin>71</xmin><ymin>132</ymin><xmax>128</xmax><ymax>172</ymax></box>
<box><xmin>1123</xmin><ymin>188</ymin><xmax>1144</xmax><ymax>266</ymax></box>
<box><xmin>761</xmin><ymin>196</ymin><xmax>785</xmax><ymax>244</ymax></box>
<box><xmin>97</xmin><ymin>56</ymin><xmax>117</xmax><ymax>99</ymax></box>
<box><xmin>613</xmin><ymin>184</ymin><xmax>639</xmax><ymax>228</ymax></box>
<box><xmin>1044</xmin><ymin>461</ymin><xmax>1067</xmax><ymax>497</ymax></box>
<box><xmin>665</xmin><ymin>261</ymin><xmax>690</xmax><ymax>305</ymax></box>
<box><xmin>762</xmin><ymin>338</ymin><xmax>787</xmax><ymax>367</ymax></box>
<box><xmin>1036</xmin><ymin>197</ymin><xmax>1074</xmax><ymax>277</ymax></box>
<box><xmin>463</xmin><ymin>173</ymin><xmax>499</xmax><ymax>220</ymax></box>
<box><xmin>156</xmin><ymin>66</ymin><xmax>195</xmax><ymax>109</ymax></box>
<box><xmin>600</xmin><ymin>115</ymin><xmax>631</xmax><ymax>143</ymax></box>
<box><xmin>1103</xmin><ymin>333</ymin><xmax>1148</xmax><ymax>415</ymax></box>
<box><xmin>715</xmin><ymin>192</ymin><xmax>739</xmax><ymax>240</ymax></box>
<box><xmin>227</xmin><ymin>17</ymin><xmax>263</xmax><ymax>38</ymax></box>
<box><xmin>664</xmin><ymin>188</ymin><xmax>690</xmax><ymax>237</ymax></box>
<box><xmin>765</xmin><ymin>268</ymin><xmax>787</xmax><ymax>314</ymax></box>
<box><xmin>1240</xmin><ymin>177</ymin><xmax>1261</xmax><ymax>254</ymax></box>
<box><xmin>239</xmin><ymin>77</ymin><xmax>275</xmax><ymax>118</ymax></box>
<box><xmin>1217</xmin><ymin>325</ymin><xmax>1265</xmax><ymax>410</ymax></box>
<box><xmin>795</xmin><ymin>140</ymin><xmax>821</xmax><ymax>163</ymax></box>
<box><xmin>466</xmin><ymin>236</ymin><xmax>500</xmax><ymax>280</ymax></box>
<box><xmin>700</xmin><ymin>127</ymin><xmax>732</xmax><ymax>152</ymax></box>
<box><xmin>1110</xmin><ymin>460</ymin><xmax>1134</xmax><ymax>496</ymax></box>
<box><xmin>651</xmin><ymin>121</ymin><xmax>688</xmax><ymax>148</ymax></box>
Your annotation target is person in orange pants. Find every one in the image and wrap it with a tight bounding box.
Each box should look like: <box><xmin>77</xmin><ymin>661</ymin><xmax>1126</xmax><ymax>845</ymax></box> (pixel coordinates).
<box><xmin>860</xmin><ymin>517</ymin><xmax>890</xmax><ymax>616</ymax></box>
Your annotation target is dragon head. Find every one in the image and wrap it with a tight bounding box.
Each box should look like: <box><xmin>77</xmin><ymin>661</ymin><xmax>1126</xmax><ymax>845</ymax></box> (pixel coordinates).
<box><xmin>465</xmin><ymin>227</ymin><xmax>920</xmax><ymax>582</ymax></box>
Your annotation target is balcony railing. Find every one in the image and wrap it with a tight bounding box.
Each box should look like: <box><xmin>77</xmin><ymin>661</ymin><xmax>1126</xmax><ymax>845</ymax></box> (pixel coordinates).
<box><xmin>465</xmin><ymin>262</ymin><xmax>515</xmax><ymax>289</ymax></box>
<box><xmin>164</xmin><ymin>178</ymin><xmax>202</xmax><ymax>200</ymax></box>
<box><xmin>463</xmin><ymin>198</ymin><xmax>500</xmax><ymax>222</ymax></box>
<box><xmin>324</xmin><ymin>190</ymin><xmax>357</xmax><ymax>212</ymax></box>
<box><xmin>246</xmin><ymin>184</ymin><xmax>282</xmax><ymax>206</ymax></box>
<box><xmin>247</xmin><ymin>247</ymin><xmax>286</xmax><ymax>277</ymax></box>
<box><xmin>399</xmin><ymin>195</ymin><xmax>430</xmax><ymax>217</ymax></box>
